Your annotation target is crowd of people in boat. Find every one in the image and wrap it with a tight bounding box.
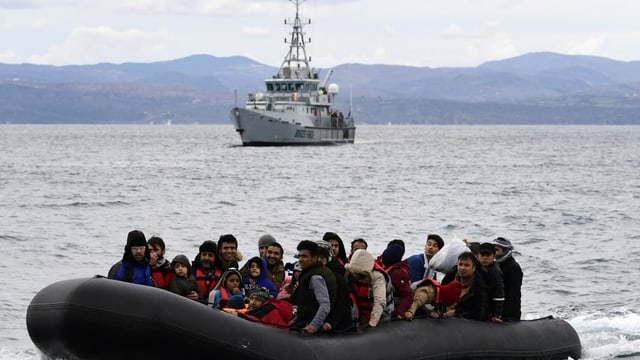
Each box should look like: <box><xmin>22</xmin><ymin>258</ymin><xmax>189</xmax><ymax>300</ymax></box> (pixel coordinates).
<box><xmin>107</xmin><ymin>230</ymin><xmax>523</xmax><ymax>333</ymax></box>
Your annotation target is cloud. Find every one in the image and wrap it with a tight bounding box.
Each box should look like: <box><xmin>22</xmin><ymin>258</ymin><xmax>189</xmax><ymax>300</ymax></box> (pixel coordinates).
<box><xmin>568</xmin><ymin>35</ymin><xmax>607</xmax><ymax>56</ymax></box>
<box><xmin>31</xmin><ymin>17</ymin><xmax>50</xmax><ymax>30</ymax></box>
<box><xmin>485</xmin><ymin>31</ymin><xmax>518</xmax><ymax>60</ymax></box>
<box><xmin>27</xmin><ymin>26</ymin><xmax>177</xmax><ymax>65</ymax></box>
<box><xmin>241</xmin><ymin>26</ymin><xmax>270</xmax><ymax>38</ymax></box>
<box><xmin>115</xmin><ymin>0</ymin><xmax>270</xmax><ymax>16</ymax></box>
<box><xmin>442</xmin><ymin>24</ymin><xmax>484</xmax><ymax>39</ymax></box>
<box><xmin>382</xmin><ymin>24</ymin><xmax>397</xmax><ymax>36</ymax></box>
<box><xmin>0</xmin><ymin>0</ymin><xmax>80</xmax><ymax>10</ymax></box>
<box><xmin>0</xmin><ymin>50</ymin><xmax>21</xmax><ymax>63</ymax></box>
<box><xmin>115</xmin><ymin>0</ymin><xmax>191</xmax><ymax>14</ymax></box>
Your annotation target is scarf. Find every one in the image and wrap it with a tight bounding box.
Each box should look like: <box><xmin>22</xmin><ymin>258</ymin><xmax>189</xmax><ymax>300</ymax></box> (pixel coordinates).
<box><xmin>455</xmin><ymin>274</ymin><xmax>474</xmax><ymax>289</ymax></box>
<box><xmin>496</xmin><ymin>250</ymin><xmax>513</xmax><ymax>264</ymax></box>
<box><xmin>156</xmin><ymin>257</ymin><xmax>168</xmax><ymax>268</ymax></box>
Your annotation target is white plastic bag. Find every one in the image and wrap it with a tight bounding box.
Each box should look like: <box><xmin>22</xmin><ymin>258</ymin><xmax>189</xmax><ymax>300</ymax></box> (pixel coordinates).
<box><xmin>430</xmin><ymin>236</ymin><xmax>469</xmax><ymax>274</ymax></box>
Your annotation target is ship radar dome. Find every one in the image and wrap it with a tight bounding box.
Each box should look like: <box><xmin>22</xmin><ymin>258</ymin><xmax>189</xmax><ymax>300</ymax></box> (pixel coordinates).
<box><xmin>327</xmin><ymin>83</ymin><xmax>339</xmax><ymax>95</ymax></box>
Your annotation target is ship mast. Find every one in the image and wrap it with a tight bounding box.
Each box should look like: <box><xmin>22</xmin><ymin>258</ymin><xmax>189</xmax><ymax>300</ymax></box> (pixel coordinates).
<box><xmin>279</xmin><ymin>0</ymin><xmax>311</xmax><ymax>79</ymax></box>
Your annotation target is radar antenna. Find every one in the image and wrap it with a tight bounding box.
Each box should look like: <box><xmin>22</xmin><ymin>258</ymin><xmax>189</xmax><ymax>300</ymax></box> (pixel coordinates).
<box><xmin>279</xmin><ymin>0</ymin><xmax>312</xmax><ymax>79</ymax></box>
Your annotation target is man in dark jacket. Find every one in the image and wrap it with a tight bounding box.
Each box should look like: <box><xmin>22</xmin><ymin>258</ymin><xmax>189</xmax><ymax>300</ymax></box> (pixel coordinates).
<box><xmin>477</xmin><ymin>242</ymin><xmax>505</xmax><ymax>323</ymax></box>
<box><xmin>108</xmin><ymin>230</ymin><xmax>154</xmax><ymax>286</ymax></box>
<box><xmin>493</xmin><ymin>237</ymin><xmax>523</xmax><ymax>321</ymax></box>
<box><xmin>290</xmin><ymin>240</ymin><xmax>337</xmax><ymax>334</ymax></box>
<box><xmin>316</xmin><ymin>240</ymin><xmax>354</xmax><ymax>333</ymax></box>
<box><xmin>442</xmin><ymin>252</ymin><xmax>490</xmax><ymax>320</ymax></box>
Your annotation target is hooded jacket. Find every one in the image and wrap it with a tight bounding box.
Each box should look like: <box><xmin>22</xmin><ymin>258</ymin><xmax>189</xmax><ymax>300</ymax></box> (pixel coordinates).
<box><xmin>345</xmin><ymin>249</ymin><xmax>393</xmax><ymax>327</ymax></box>
<box><xmin>242</xmin><ymin>256</ymin><xmax>278</xmax><ymax>298</ymax></box>
<box><xmin>209</xmin><ymin>268</ymin><xmax>245</xmax><ymax>308</ymax></box>
<box><xmin>168</xmin><ymin>254</ymin><xmax>204</xmax><ymax>302</ymax></box>
<box><xmin>323</xmin><ymin>232</ymin><xmax>349</xmax><ymax>265</ymax></box>
<box><xmin>107</xmin><ymin>236</ymin><xmax>154</xmax><ymax>287</ymax></box>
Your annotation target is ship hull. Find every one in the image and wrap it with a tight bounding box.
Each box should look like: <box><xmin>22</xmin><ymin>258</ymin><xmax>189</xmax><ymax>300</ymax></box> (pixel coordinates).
<box><xmin>231</xmin><ymin>107</ymin><xmax>356</xmax><ymax>146</ymax></box>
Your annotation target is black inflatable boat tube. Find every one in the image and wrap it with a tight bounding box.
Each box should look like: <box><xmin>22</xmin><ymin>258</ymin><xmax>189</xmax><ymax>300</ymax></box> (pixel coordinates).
<box><xmin>27</xmin><ymin>277</ymin><xmax>581</xmax><ymax>360</ymax></box>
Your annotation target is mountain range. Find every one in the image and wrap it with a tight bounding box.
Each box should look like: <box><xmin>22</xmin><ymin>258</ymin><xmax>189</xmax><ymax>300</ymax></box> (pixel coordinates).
<box><xmin>1</xmin><ymin>52</ymin><xmax>639</xmax><ymax>124</ymax></box>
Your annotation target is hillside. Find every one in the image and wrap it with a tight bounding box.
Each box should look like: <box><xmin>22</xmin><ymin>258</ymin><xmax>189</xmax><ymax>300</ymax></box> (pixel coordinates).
<box><xmin>1</xmin><ymin>52</ymin><xmax>639</xmax><ymax>124</ymax></box>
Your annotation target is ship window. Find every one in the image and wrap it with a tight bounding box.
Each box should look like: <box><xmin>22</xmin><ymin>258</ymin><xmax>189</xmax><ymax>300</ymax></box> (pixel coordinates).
<box><xmin>274</xmin><ymin>83</ymin><xmax>281</xmax><ymax>91</ymax></box>
<box><xmin>288</xmin><ymin>83</ymin><xmax>295</xmax><ymax>91</ymax></box>
<box><xmin>296</xmin><ymin>83</ymin><xmax>304</xmax><ymax>91</ymax></box>
<box><xmin>266</xmin><ymin>83</ymin><xmax>273</xmax><ymax>91</ymax></box>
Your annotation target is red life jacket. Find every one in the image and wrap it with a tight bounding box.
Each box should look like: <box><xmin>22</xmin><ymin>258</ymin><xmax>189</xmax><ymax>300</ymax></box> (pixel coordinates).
<box><xmin>194</xmin><ymin>267</ymin><xmax>222</xmax><ymax>299</ymax></box>
<box><xmin>349</xmin><ymin>263</ymin><xmax>392</xmax><ymax>325</ymax></box>
<box><xmin>151</xmin><ymin>269</ymin><xmax>175</xmax><ymax>289</ymax></box>
<box><xmin>350</xmin><ymin>274</ymin><xmax>372</xmax><ymax>324</ymax></box>
<box><xmin>239</xmin><ymin>299</ymin><xmax>293</xmax><ymax>330</ymax></box>
<box><xmin>217</xmin><ymin>287</ymin><xmax>232</xmax><ymax>308</ymax></box>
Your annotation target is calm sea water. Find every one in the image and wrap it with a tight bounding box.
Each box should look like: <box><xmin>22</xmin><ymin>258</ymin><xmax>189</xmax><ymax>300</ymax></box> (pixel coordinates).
<box><xmin>1</xmin><ymin>125</ymin><xmax>639</xmax><ymax>359</ymax></box>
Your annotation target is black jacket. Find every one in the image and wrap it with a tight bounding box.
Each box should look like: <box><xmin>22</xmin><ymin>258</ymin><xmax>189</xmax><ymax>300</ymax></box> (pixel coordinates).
<box><xmin>499</xmin><ymin>256</ymin><xmax>523</xmax><ymax>320</ymax></box>
<box><xmin>442</xmin><ymin>268</ymin><xmax>490</xmax><ymax>320</ymax></box>
<box><xmin>480</xmin><ymin>262</ymin><xmax>505</xmax><ymax>318</ymax></box>
<box><xmin>325</xmin><ymin>261</ymin><xmax>355</xmax><ymax>332</ymax></box>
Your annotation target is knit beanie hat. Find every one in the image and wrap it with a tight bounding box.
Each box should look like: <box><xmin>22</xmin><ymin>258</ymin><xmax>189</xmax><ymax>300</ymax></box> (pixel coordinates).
<box><xmin>387</xmin><ymin>239</ymin><xmax>405</xmax><ymax>249</ymax></box>
<box><xmin>199</xmin><ymin>240</ymin><xmax>218</xmax><ymax>254</ymax></box>
<box><xmin>315</xmin><ymin>240</ymin><xmax>332</xmax><ymax>260</ymax></box>
<box><xmin>492</xmin><ymin>237</ymin><xmax>514</xmax><ymax>250</ymax></box>
<box><xmin>248</xmin><ymin>286</ymin><xmax>271</xmax><ymax>302</ymax></box>
<box><xmin>127</xmin><ymin>230</ymin><xmax>147</xmax><ymax>247</ymax></box>
<box><xmin>258</xmin><ymin>234</ymin><xmax>276</xmax><ymax>248</ymax></box>
<box><xmin>381</xmin><ymin>245</ymin><xmax>404</xmax><ymax>266</ymax></box>
<box><xmin>438</xmin><ymin>281</ymin><xmax>463</xmax><ymax>307</ymax></box>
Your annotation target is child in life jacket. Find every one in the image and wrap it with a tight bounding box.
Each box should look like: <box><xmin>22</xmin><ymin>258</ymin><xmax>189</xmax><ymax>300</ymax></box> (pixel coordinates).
<box><xmin>404</xmin><ymin>279</ymin><xmax>462</xmax><ymax>320</ymax></box>
<box><xmin>209</xmin><ymin>268</ymin><xmax>245</xmax><ymax>309</ymax></box>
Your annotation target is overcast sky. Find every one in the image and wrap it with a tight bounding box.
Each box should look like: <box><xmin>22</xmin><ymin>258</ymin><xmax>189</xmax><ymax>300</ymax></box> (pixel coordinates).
<box><xmin>1</xmin><ymin>0</ymin><xmax>639</xmax><ymax>68</ymax></box>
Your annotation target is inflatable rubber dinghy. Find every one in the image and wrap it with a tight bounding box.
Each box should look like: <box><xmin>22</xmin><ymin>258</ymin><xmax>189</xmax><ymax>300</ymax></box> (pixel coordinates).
<box><xmin>27</xmin><ymin>277</ymin><xmax>581</xmax><ymax>360</ymax></box>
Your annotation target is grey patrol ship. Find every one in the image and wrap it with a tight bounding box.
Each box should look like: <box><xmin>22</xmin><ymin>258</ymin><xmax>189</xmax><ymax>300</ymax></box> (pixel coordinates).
<box><xmin>230</xmin><ymin>0</ymin><xmax>356</xmax><ymax>146</ymax></box>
